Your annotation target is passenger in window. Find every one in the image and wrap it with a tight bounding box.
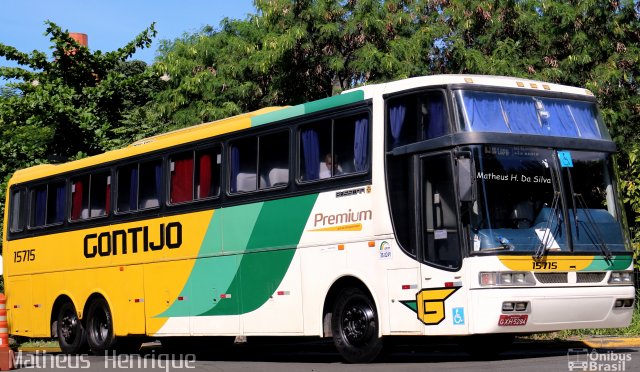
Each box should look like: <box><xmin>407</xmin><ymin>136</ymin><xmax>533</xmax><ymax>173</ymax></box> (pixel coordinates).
<box><xmin>320</xmin><ymin>153</ymin><xmax>342</xmax><ymax>179</ymax></box>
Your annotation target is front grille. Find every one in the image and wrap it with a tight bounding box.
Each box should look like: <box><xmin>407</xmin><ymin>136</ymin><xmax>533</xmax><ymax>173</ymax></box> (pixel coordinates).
<box><xmin>577</xmin><ymin>272</ymin><xmax>606</xmax><ymax>283</ymax></box>
<box><xmin>534</xmin><ymin>272</ymin><xmax>568</xmax><ymax>284</ymax></box>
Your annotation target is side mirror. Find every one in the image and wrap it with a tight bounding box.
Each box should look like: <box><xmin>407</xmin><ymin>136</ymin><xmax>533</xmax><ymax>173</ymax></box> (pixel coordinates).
<box><xmin>457</xmin><ymin>156</ymin><xmax>475</xmax><ymax>202</ymax></box>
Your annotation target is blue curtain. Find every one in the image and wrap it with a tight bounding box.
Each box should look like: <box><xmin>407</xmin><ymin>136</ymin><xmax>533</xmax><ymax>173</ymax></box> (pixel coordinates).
<box><xmin>230</xmin><ymin>146</ymin><xmax>240</xmax><ymax>192</ymax></box>
<box><xmin>129</xmin><ymin>167</ymin><xmax>138</xmax><ymax>210</ymax></box>
<box><xmin>502</xmin><ymin>95</ymin><xmax>541</xmax><ymax>133</ymax></box>
<box><xmin>459</xmin><ymin>91</ymin><xmax>604</xmax><ymax>140</ymax></box>
<box><xmin>570</xmin><ymin>101</ymin><xmax>600</xmax><ymax>139</ymax></box>
<box><xmin>461</xmin><ymin>92</ymin><xmax>507</xmax><ymax>132</ymax></box>
<box><xmin>389</xmin><ymin>103</ymin><xmax>406</xmax><ymax>146</ymax></box>
<box><xmin>354</xmin><ymin>117</ymin><xmax>369</xmax><ymax>172</ymax></box>
<box><xmin>55</xmin><ymin>183</ymin><xmax>65</xmax><ymax>223</ymax></box>
<box><xmin>540</xmin><ymin>99</ymin><xmax>579</xmax><ymax>137</ymax></box>
<box><xmin>34</xmin><ymin>188</ymin><xmax>46</xmax><ymax>226</ymax></box>
<box><xmin>425</xmin><ymin>97</ymin><xmax>447</xmax><ymax>138</ymax></box>
<box><xmin>301</xmin><ymin>129</ymin><xmax>320</xmax><ymax>180</ymax></box>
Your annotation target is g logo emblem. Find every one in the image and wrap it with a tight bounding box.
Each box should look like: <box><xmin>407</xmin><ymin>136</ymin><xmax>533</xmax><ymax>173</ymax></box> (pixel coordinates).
<box><xmin>401</xmin><ymin>287</ymin><xmax>460</xmax><ymax>325</ymax></box>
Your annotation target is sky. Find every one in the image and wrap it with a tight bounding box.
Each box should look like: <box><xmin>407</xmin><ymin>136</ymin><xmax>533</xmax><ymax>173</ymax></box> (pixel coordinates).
<box><xmin>0</xmin><ymin>0</ymin><xmax>256</xmax><ymax>66</ymax></box>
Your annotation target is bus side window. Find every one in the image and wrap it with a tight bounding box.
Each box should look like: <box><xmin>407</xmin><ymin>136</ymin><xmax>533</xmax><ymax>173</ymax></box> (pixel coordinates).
<box><xmin>90</xmin><ymin>172</ymin><xmax>110</xmax><ymax>217</ymax></box>
<box><xmin>196</xmin><ymin>147</ymin><xmax>221</xmax><ymax>199</ymax></box>
<box><xmin>71</xmin><ymin>176</ymin><xmax>90</xmax><ymax>220</ymax></box>
<box><xmin>117</xmin><ymin>164</ymin><xmax>137</xmax><ymax>212</ymax></box>
<box><xmin>30</xmin><ymin>182</ymin><xmax>65</xmax><ymax>227</ymax></box>
<box><xmin>170</xmin><ymin>151</ymin><xmax>195</xmax><ymax>204</ymax></box>
<box><xmin>299</xmin><ymin>121</ymin><xmax>331</xmax><ymax>181</ymax></box>
<box><xmin>420</xmin><ymin>92</ymin><xmax>448</xmax><ymax>139</ymax></box>
<box><xmin>299</xmin><ymin>113</ymin><xmax>368</xmax><ymax>182</ymax></box>
<box><xmin>9</xmin><ymin>188</ymin><xmax>25</xmax><ymax>232</ymax></box>
<box><xmin>387</xmin><ymin>91</ymin><xmax>448</xmax><ymax>150</ymax></box>
<box><xmin>259</xmin><ymin>131</ymin><xmax>289</xmax><ymax>189</ymax></box>
<box><xmin>139</xmin><ymin>160</ymin><xmax>162</xmax><ymax>209</ymax></box>
<box><xmin>230</xmin><ymin>137</ymin><xmax>258</xmax><ymax>193</ymax></box>
<box><xmin>334</xmin><ymin>114</ymin><xmax>369</xmax><ymax>175</ymax></box>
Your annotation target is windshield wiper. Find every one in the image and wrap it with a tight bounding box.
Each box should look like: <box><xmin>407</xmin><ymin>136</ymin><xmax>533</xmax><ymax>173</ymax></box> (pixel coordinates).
<box><xmin>534</xmin><ymin>158</ymin><xmax>562</xmax><ymax>260</ymax></box>
<box><xmin>533</xmin><ymin>191</ymin><xmax>561</xmax><ymax>260</ymax></box>
<box><xmin>565</xmin><ymin>167</ymin><xmax>613</xmax><ymax>263</ymax></box>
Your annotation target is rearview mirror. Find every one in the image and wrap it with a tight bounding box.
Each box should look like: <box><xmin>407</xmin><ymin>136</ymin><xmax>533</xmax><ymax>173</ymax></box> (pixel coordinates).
<box><xmin>457</xmin><ymin>156</ymin><xmax>475</xmax><ymax>202</ymax></box>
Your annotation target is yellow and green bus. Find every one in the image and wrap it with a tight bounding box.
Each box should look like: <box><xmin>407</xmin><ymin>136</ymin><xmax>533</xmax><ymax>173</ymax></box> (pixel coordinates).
<box><xmin>3</xmin><ymin>75</ymin><xmax>635</xmax><ymax>362</ymax></box>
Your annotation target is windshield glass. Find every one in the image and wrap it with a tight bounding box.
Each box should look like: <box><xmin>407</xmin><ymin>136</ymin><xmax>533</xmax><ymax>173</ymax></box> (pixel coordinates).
<box><xmin>456</xmin><ymin>90</ymin><xmax>610</xmax><ymax>140</ymax></box>
<box><xmin>465</xmin><ymin>145</ymin><xmax>628</xmax><ymax>253</ymax></box>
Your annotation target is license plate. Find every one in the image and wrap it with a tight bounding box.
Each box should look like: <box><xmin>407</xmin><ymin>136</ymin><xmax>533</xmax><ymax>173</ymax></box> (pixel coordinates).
<box><xmin>498</xmin><ymin>314</ymin><xmax>528</xmax><ymax>326</ymax></box>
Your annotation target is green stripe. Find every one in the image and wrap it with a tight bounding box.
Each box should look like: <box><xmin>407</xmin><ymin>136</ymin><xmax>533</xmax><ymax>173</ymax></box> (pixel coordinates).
<box><xmin>251</xmin><ymin>90</ymin><xmax>365</xmax><ymax>127</ymax></box>
<box><xmin>584</xmin><ymin>255</ymin><xmax>633</xmax><ymax>271</ymax></box>
<box><xmin>156</xmin><ymin>193</ymin><xmax>319</xmax><ymax>318</ymax></box>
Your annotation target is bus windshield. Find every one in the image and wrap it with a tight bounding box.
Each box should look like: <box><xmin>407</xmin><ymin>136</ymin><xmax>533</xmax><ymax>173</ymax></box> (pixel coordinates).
<box><xmin>456</xmin><ymin>90</ymin><xmax>610</xmax><ymax>140</ymax></box>
<box><xmin>466</xmin><ymin>145</ymin><xmax>629</xmax><ymax>254</ymax></box>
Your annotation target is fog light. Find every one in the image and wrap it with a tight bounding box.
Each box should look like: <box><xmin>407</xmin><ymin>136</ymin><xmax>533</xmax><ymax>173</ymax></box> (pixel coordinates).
<box><xmin>515</xmin><ymin>302</ymin><xmax>528</xmax><ymax>311</ymax></box>
<box><xmin>615</xmin><ymin>300</ymin><xmax>623</xmax><ymax>308</ymax></box>
<box><xmin>623</xmin><ymin>299</ymin><xmax>634</xmax><ymax>307</ymax></box>
<box><xmin>502</xmin><ymin>302</ymin><xmax>515</xmax><ymax>311</ymax></box>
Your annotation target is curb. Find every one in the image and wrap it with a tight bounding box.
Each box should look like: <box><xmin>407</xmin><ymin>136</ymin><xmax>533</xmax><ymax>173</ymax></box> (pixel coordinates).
<box><xmin>17</xmin><ymin>346</ymin><xmax>61</xmax><ymax>353</ymax></box>
<box><xmin>580</xmin><ymin>337</ymin><xmax>640</xmax><ymax>349</ymax></box>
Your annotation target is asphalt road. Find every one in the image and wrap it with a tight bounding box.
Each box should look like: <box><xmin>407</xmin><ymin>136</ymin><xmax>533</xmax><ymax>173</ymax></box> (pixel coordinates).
<box><xmin>11</xmin><ymin>339</ymin><xmax>640</xmax><ymax>372</ymax></box>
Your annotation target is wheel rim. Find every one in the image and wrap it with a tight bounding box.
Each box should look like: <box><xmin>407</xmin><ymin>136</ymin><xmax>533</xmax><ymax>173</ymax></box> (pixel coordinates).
<box><xmin>60</xmin><ymin>309</ymin><xmax>79</xmax><ymax>344</ymax></box>
<box><xmin>341</xmin><ymin>299</ymin><xmax>376</xmax><ymax>345</ymax></box>
<box><xmin>90</xmin><ymin>308</ymin><xmax>109</xmax><ymax>345</ymax></box>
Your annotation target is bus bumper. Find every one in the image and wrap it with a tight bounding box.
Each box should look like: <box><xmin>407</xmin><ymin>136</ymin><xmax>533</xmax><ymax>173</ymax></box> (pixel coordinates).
<box><xmin>468</xmin><ymin>285</ymin><xmax>635</xmax><ymax>334</ymax></box>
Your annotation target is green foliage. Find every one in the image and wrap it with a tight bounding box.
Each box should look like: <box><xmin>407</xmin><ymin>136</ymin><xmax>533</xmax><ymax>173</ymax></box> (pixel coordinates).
<box><xmin>0</xmin><ymin>21</ymin><xmax>161</xmax><ymax>252</ymax></box>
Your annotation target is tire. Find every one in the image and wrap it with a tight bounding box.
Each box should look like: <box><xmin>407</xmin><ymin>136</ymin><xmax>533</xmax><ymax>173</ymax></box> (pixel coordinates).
<box><xmin>86</xmin><ymin>298</ymin><xmax>115</xmax><ymax>353</ymax></box>
<box><xmin>57</xmin><ymin>301</ymin><xmax>88</xmax><ymax>354</ymax></box>
<box><xmin>331</xmin><ymin>287</ymin><xmax>383</xmax><ymax>363</ymax></box>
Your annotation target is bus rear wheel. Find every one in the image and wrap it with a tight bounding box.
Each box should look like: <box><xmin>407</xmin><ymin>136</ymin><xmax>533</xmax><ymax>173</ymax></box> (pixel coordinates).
<box><xmin>86</xmin><ymin>298</ymin><xmax>115</xmax><ymax>353</ymax></box>
<box><xmin>57</xmin><ymin>302</ymin><xmax>88</xmax><ymax>354</ymax></box>
<box><xmin>331</xmin><ymin>287</ymin><xmax>383</xmax><ymax>363</ymax></box>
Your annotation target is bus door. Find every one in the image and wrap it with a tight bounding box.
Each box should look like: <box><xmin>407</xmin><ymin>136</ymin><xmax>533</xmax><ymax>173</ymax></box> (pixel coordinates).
<box><xmin>418</xmin><ymin>152</ymin><xmax>468</xmax><ymax>334</ymax></box>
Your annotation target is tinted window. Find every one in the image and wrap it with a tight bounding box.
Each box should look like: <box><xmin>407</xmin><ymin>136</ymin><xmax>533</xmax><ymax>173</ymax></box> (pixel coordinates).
<box><xmin>299</xmin><ymin>113</ymin><xmax>369</xmax><ymax>182</ymax></box>
<box><xmin>117</xmin><ymin>160</ymin><xmax>162</xmax><ymax>212</ymax></box>
<box><xmin>30</xmin><ymin>182</ymin><xmax>66</xmax><ymax>227</ymax></box>
<box><xmin>10</xmin><ymin>188</ymin><xmax>25</xmax><ymax>232</ymax></box>
<box><xmin>230</xmin><ymin>132</ymin><xmax>290</xmax><ymax>193</ymax></box>
<box><xmin>170</xmin><ymin>146</ymin><xmax>221</xmax><ymax>204</ymax></box>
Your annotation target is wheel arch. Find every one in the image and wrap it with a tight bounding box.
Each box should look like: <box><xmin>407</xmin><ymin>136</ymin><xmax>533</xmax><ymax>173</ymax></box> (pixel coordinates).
<box><xmin>321</xmin><ymin>275</ymin><xmax>379</xmax><ymax>337</ymax></box>
<box><xmin>82</xmin><ymin>292</ymin><xmax>111</xmax><ymax>327</ymax></box>
<box><xmin>50</xmin><ymin>294</ymin><xmax>81</xmax><ymax>338</ymax></box>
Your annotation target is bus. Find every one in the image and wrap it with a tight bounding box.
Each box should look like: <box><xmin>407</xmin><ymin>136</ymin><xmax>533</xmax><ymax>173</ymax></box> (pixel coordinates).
<box><xmin>2</xmin><ymin>75</ymin><xmax>635</xmax><ymax>363</ymax></box>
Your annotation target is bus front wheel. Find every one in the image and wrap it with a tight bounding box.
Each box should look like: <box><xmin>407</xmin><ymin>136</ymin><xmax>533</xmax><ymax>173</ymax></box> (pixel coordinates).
<box><xmin>331</xmin><ymin>287</ymin><xmax>383</xmax><ymax>363</ymax></box>
<box><xmin>57</xmin><ymin>302</ymin><xmax>88</xmax><ymax>354</ymax></box>
<box><xmin>86</xmin><ymin>298</ymin><xmax>115</xmax><ymax>353</ymax></box>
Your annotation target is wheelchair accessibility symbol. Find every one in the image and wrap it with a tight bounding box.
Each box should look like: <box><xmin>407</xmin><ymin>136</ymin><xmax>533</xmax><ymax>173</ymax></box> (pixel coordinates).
<box><xmin>452</xmin><ymin>307</ymin><xmax>465</xmax><ymax>325</ymax></box>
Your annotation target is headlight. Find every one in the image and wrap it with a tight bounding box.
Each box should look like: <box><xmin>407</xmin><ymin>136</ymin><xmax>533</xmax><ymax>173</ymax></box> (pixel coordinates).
<box><xmin>608</xmin><ymin>271</ymin><xmax>633</xmax><ymax>284</ymax></box>
<box><xmin>479</xmin><ymin>272</ymin><xmax>536</xmax><ymax>286</ymax></box>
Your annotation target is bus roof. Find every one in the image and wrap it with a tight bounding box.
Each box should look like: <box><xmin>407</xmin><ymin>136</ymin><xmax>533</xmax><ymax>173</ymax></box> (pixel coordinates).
<box><xmin>10</xmin><ymin>106</ymin><xmax>284</xmax><ymax>185</ymax></box>
<box><xmin>347</xmin><ymin>74</ymin><xmax>595</xmax><ymax>99</ymax></box>
<box><xmin>9</xmin><ymin>74</ymin><xmax>594</xmax><ymax>186</ymax></box>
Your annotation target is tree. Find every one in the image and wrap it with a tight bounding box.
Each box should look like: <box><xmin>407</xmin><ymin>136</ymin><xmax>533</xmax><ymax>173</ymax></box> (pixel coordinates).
<box><xmin>0</xmin><ymin>21</ymin><xmax>161</xmax><ymax>251</ymax></box>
